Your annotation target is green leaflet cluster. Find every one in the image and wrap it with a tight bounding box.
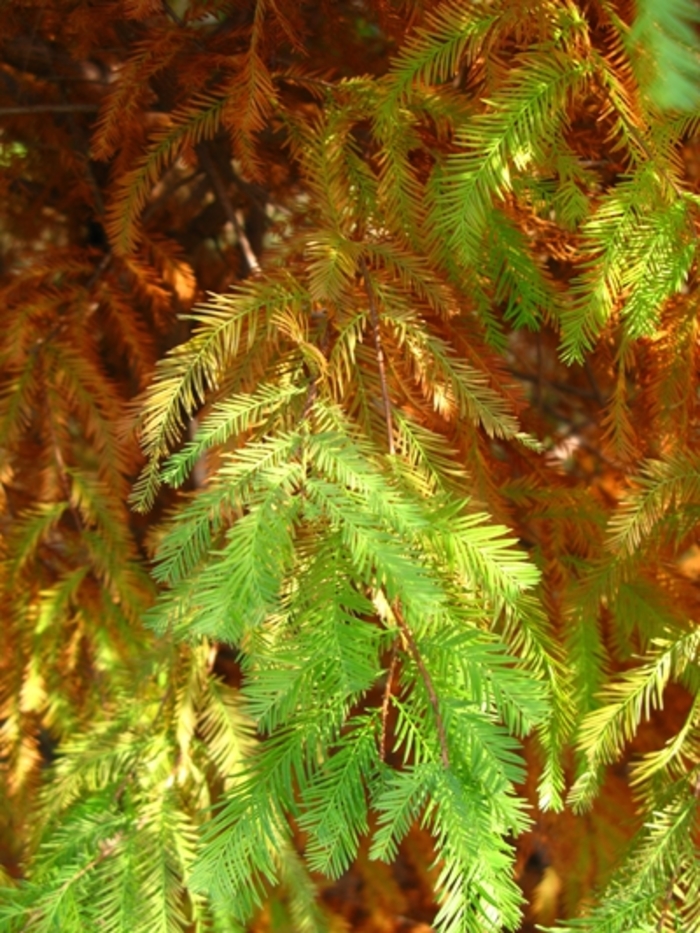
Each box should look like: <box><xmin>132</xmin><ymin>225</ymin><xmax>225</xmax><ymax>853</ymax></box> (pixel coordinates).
<box><xmin>0</xmin><ymin>642</ymin><xmax>256</xmax><ymax>933</ymax></box>
<box><xmin>132</xmin><ymin>264</ymin><xmax>558</xmax><ymax>931</ymax></box>
<box><xmin>556</xmin><ymin>453</ymin><xmax>700</xmax><ymax>932</ymax></box>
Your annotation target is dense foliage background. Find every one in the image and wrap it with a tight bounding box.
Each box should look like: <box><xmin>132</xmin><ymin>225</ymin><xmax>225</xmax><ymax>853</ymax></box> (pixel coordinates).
<box><xmin>2</xmin><ymin>1</ymin><xmax>700</xmax><ymax>930</ymax></box>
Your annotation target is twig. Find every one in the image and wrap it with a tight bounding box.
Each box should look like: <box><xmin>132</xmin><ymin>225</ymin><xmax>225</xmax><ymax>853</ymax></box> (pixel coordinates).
<box><xmin>656</xmin><ymin>877</ymin><xmax>678</xmax><ymax>932</ymax></box>
<box><xmin>380</xmin><ymin>645</ymin><xmax>398</xmax><ymax>762</ymax></box>
<box><xmin>195</xmin><ymin>142</ymin><xmax>261</xmax><ymax>276</ymax></box>
<box><xmin>508</xmin><ymin>367</ymin><xmax>599</xmax><ymax>401</ymax></box>
<box><xmin>142</xmin><ymin>169</ymin><xmax>200</xmax><ymax>223</ymax></box>
<box><xmin>62</xmin><ymin>834</ymin><xmax>122</xmax><ymax>891</ymax></box>
<box><xmin>0</xmin><ymin>104</ymin><xmax>99</xmax><ymax>114</ymax></box>
<box><xmin>301</xmin><ymin>378</ymin><xmax>317</xmax><ymax>423</ymax></box>
<box><xmin>394</xmin><ymin>604</ymin><xmax>450</xmax><ymax>769</ymax></box>
<box><xmin>85</xmin><ymin>251</ymin><xmax>113</xmax><ymax>290</ymax></box>
<box><xmin>583</xmin><ymin>358</ymin><xmax>605</xmax><ymax>407</ymax></box>
<box><xmin>359</xmin><ymin>256</ymin><xmax>395</xmax><ymax>455</ymax></box>
<box><xmin>300</xmin><ymin>308</ymin><xmax>330</xmax><ymax>424</ymax></box>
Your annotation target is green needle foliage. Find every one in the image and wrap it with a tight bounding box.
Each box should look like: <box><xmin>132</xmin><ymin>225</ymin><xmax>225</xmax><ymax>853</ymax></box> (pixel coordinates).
<box><xmin>3</xmin><ymin>0</ymin><xmax>700</xmax><ymax>931</ymax></box>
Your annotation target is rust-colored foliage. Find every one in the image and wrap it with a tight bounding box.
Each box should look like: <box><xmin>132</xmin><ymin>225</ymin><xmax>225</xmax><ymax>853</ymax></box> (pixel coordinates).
<box><xmin>2</xmin><ymin>2</ymin><xmax>700</xmax><ymax>932</ymax></box>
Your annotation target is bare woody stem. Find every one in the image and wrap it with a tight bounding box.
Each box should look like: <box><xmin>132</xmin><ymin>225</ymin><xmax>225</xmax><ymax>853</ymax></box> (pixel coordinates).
<box><xmin>359</xmin><ymin>256</ymin><xmax>395</xmax><ymax>455</ymax></box>
<box><xmin>0</xmin><ymin>104</ymin><xmax>99</xmax><ymax>114</ymax></box>
<box><xmin>394</xmin><ymin>604</ymin><xmax>450</xmax><ymax>769</ymax></box>
<box><xmin>195</xmin><ymin>143</ymin><xmax>261</xmax><ymax>277</ymax></box>
<box><xmin>380</xmin><ymin>645</ymin><xmax>398</xmax><ymax>762</ymax></box>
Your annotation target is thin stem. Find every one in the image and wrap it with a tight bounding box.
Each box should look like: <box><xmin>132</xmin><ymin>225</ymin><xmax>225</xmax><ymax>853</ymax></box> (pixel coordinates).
<box><xmin>85</xmin><ymin>251</ymin><xmax>113</xmax><ymax>290</ymax></box>
<box><xmin>196</xmin><ymin>143</ymin><xmax>261</xmax><ymax>277</ymax></box>
<box><xmin>380</xmin><ymin>645</ymin><xmax>398</xmax><ymax>762</ymax></box>
<box><xmin>583</xmin><ymin>358</ymin><xmax>605</xmax><ymax>407</ymax></box>
<box><xmin>508</xmin><ymin>367</ymin><xmax>598</xmax><ymax>401</ymax></box>
<box><xmin>301</xmin><ymin>378</ymin><xmax>317</xmax><ymax>423</ymax></box>
<box><xmin>0</xmin><ymin>104</ymin><xmax>99</xmax><ymax>114</ymax></box>
<box><xmin>394</xmin><ymin>604</ymin><xmax>449</xmax><ymax>769</ymax></box>
<box><xmin>359</xmin><ymin>256</ymin><xmax>395</xmax><ymax>455</ymax></box>
<box><xmin>301</xmin><ymin>309</ymin><xmax>329</xmax><ymax>423</ymax></box>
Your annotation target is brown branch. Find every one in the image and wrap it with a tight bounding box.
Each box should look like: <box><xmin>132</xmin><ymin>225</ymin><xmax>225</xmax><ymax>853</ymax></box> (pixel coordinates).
<box><xmin>64</xmin><ymin>833</ymin><xmax>122</xmax><ymax>888</ymax></box>
<box><xmin>142</xmin><ymin>169</ymin><xmax>200</xmax><ymax>223</ymax></box>
<box><xmin>394</xmin><ymin>604</ymin><xmax>449</xmax><ymax>769</ymax></box>
<box><xmin>359</xmin><ymin>256</ymin><xmax>395</xmax><ymax>455</ymax></box>
<box><xmin>507</xmin><ymin>367</ymin><xmax>599</xmax><ymax>401</ymax></box>
<box><xmin>85</xmin><ymin>251</ymin><xmax>113</xmax><ymax>290</ymax></box>
<box><xmin>301</xmin><ymin>378</ymin><xmax>317</xmax><ymax>423</ymax></box>
<box><xmin>380</xmin><ymin>645</ymin><xmax>398</xmax><ymax>762</ymax></box>
<box><xmin>195</xmin><ymin>142</ymin><xmax>261</xmax><ymax>277</ymax></box>
<box><xmin>583</xmin><ymin>358</ymin><xmax>605</xmax><ymax>407</ymax></box>
<box><xmin>0</xmin><ymin>104</ymin><xmax>99</xmax><ymax>114</ymax></box>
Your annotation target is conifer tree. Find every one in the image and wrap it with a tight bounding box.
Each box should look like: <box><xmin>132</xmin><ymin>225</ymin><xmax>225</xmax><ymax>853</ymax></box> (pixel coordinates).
<box><xmin>1</xmin><ymin>1</ymin><xmax>700</xmax><ymax>931</ymax></box>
